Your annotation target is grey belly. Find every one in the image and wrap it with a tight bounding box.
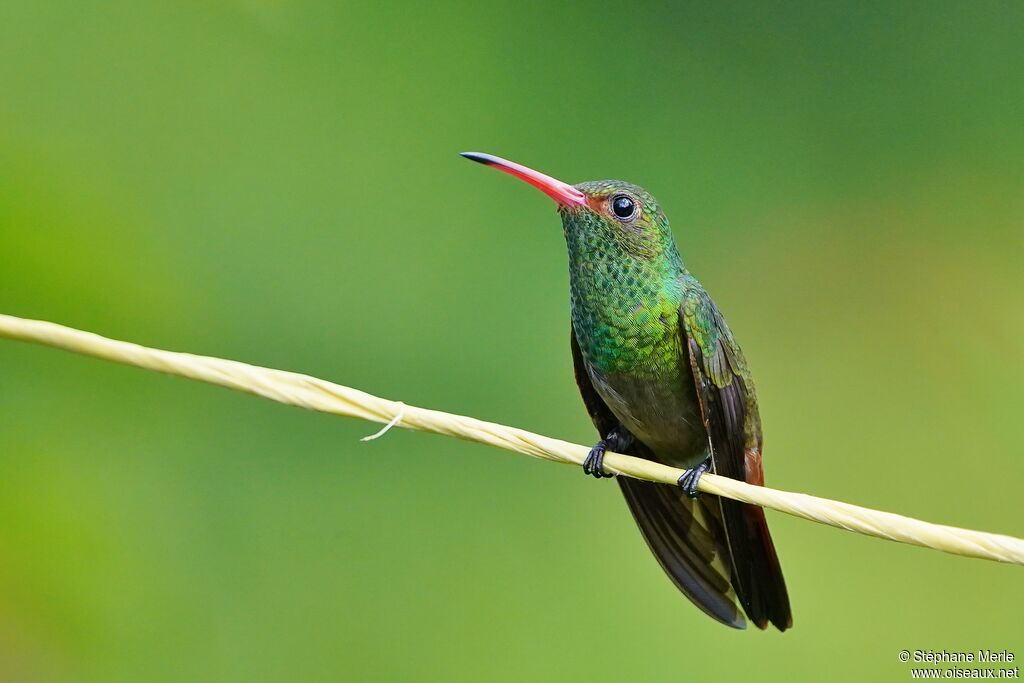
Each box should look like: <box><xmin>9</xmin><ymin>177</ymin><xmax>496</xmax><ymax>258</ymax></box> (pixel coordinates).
<box><xmin>588</xmin><ymin>366</ymin><xmax>709</xmax><ymax>470</ymax></box>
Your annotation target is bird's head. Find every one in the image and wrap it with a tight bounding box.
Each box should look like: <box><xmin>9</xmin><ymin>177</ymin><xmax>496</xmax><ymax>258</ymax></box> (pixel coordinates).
<box><xmin>461</xmin><ymin>152</ymin><xmax>678</xmax><ymax>262</ymax></box>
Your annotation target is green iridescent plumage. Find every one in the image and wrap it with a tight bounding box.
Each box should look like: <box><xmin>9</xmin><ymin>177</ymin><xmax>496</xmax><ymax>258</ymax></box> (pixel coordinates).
<box><xmin>462</xmin><ymin>152</ymin><xmax>790</xmax><ymax>631</ymax></box>
<box><xmin>559</xmin><ymin>178</ymin><xmax>789</xmax><ymax>630</ymax></box>
<box><xmin>561</xmin><ymin>181</ymin><xmax>684</xmax><ymax>378</ymax></box>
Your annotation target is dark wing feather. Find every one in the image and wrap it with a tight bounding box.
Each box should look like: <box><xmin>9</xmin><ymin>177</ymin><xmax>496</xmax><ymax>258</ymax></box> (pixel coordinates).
<box><xmin>680</xmin><ymin>291</ymin><xmax>792</xmax><ymax>631</ymax></box>
<box><xmin>571</xmin><ymin>329</ymin><xmax>745</xmax><ymax>629</ymax></box>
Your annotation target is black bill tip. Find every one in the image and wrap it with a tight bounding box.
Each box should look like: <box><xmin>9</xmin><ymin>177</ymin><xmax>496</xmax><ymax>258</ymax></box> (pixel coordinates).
<box><xmin>460</xmin><ymin>152</ymin><xmax>497</xmax><ymax>165</ymax></box>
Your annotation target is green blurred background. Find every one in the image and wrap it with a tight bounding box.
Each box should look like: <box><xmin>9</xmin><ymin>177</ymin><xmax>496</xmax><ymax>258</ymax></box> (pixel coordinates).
<box><xmin>1</xmin><ymin>2</ymin><xmax>1021</xmax><ymax>681</ymax></box>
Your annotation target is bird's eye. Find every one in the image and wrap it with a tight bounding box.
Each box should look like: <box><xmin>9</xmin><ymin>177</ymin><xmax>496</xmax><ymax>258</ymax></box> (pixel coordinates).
<box><xmin>611</xmin><ymin>195</ymin><xmax>637</xmax><ymax>220</ymax></box>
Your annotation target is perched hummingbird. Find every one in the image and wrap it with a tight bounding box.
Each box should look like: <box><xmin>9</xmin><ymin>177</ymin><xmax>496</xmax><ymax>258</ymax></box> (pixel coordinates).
<box><xmin>462</xmin><ymin>152</ymin><xmax>791</xmax><ymax>630</ymax></box>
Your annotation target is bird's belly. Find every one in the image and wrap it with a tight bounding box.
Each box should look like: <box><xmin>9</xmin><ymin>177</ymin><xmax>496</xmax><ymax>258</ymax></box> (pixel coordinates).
<box><xmin>588</xmin><ymin>366</ymin><xmax>708</xmax><ymax>469</ymax></box>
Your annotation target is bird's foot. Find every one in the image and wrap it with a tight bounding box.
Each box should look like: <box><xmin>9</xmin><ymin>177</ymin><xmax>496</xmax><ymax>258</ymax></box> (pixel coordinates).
<box><xmin>582</xmin><ymin>428</ymin><xmax>632</xmax><ymax>479</ymax></box>
<box><xmin>677</xmin><ymin>457</ymin><xmax>712</xmax><ymax>498</ymax></box>
<box><xmin>582</xmin><ymin>442</ymin><xmax>613</xmax><ymax>478</ymax></box>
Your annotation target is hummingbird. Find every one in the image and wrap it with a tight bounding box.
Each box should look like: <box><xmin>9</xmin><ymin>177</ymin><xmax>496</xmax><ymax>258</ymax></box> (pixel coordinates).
<box><xmin>462</xmin><ymin>152</ymin><xmax>791</xmax><ymax>630</ymax></box>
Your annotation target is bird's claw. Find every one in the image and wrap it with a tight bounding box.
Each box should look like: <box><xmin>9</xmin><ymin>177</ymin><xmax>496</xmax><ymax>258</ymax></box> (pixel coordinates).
<box><xmin>677</xmin><ymin>458</ymin><xmax>711</xmax><ymax>498</ymax></box>
<box><xmin>583</xmin><ymin>428</ymin><xmax>633</xmax><ymax>479</ymax></box>
<box><xmin>583</xmin><ymin>441</ymin><xmax>615</xmax><ymax>478</ymax></box>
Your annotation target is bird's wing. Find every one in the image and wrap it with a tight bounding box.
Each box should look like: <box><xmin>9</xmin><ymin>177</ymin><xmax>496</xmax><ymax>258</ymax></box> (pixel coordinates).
<box><xmin>679</xmin><ymin>286</ymin><xmax>792</xmax><ymax>630</ymax></box>
<box><xmin>571</xmin><ymin>328</ymin><xmax>745</xmax><ymax>629</ymax></box>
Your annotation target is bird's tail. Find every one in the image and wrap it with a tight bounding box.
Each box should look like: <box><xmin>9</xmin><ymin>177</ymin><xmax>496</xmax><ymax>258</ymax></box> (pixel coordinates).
<box><xmin>617</xmin><ymin>477</ymin><xmax>791</xmax><ymax>630</ymax></box>
<box><xmin>617</xmin><ymin>477</ymin><xmax>745</xmax><ymax>628</ymax></box>
<box><xmin>717</xmin><ymin>490</ymin><xmax>792</xmax><ymax>630</ymax></box>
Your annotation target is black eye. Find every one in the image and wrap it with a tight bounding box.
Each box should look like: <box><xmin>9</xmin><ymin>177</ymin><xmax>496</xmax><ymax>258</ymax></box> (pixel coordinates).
<box><xmin>611</xmin><ymin>195</ymin><xmax>636</xmax><ymax>220</ymax></box>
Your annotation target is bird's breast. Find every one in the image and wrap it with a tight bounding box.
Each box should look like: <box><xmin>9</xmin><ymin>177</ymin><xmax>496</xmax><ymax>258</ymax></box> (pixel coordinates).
<box><xmin>569</xmin><ymin>287</ymin><xmax>682</xmax><ymax>377</ymax></box>
<box><xmin>571</xmin><ymin>290</ymin><xmax>708</xmax><ymax>467</ymax></box>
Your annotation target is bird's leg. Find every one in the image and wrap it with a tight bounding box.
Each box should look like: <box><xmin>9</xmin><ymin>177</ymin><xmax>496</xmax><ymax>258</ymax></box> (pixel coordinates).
<box><xmin>583</xmin><ymin>426</ymin><xmax>633</xmax><ymax>479</ymax></box>
<box><xmin>677</xmin><ymin>456</ymin><xmax>712</xmax><ymax>498</ymax></box>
